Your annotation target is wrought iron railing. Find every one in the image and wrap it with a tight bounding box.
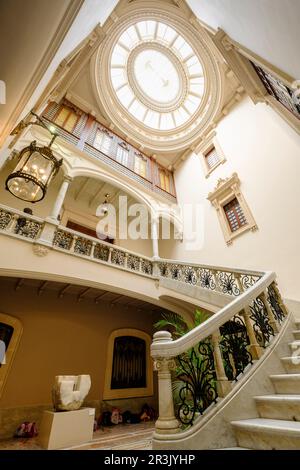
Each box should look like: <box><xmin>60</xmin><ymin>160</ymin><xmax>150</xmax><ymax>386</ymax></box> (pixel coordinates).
<box><xmin>52</xmin><ymin>226</ymin><xmax>153</xmax><ymax>276</ymax></box>
<box><xmin>158</xmin><ymin>259</ymin><xmax>262</xmax><ymax>296</ymax></box>
<box><xmin>151</xmin><ymin>271</ymin><xmax>288</xmax><ymax>432</ymax></box>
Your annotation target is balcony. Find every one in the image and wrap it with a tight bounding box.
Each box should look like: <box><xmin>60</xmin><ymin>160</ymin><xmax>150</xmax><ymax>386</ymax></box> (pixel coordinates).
<box><xmin>41</xmin><ymin>99</ymin><xmax>177</xmax><ymax>203</ymax></box>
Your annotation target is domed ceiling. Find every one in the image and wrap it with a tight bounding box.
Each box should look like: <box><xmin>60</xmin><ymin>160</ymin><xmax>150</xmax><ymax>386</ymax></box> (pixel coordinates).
<box><xmin>110</xmin><ymin>20</ymin><xmax>204</xmax><ymax>131</ymax></box>
<box><xmin>91</xmin><ymin>6</ymin><xmax>223</xmax><ymax>154</ymax></box>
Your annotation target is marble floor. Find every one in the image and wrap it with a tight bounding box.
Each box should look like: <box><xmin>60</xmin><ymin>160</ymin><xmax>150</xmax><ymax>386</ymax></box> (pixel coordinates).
<box><xmin>0</xmin><ymin>421</ymin><xmax>154</xmax><ymax>451</ymax></box>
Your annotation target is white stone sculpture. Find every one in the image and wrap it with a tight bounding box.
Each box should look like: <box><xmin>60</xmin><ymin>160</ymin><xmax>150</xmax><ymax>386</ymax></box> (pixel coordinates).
<box><xmin>52</xmin><ymin>375</ymin><xmax>91</xmax><ymax>411</ymax></box>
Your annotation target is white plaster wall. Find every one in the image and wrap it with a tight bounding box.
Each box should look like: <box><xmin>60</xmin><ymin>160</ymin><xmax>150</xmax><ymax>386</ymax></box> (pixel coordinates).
<box><xmin>172</xmin><ymin>97</ymin><xmax>300</xmax><ymax>304</ymax></box>
<box><xmin>187</xmin><ymin>0</ymin><xmax>300</xmax><ymax>79</ymax></box>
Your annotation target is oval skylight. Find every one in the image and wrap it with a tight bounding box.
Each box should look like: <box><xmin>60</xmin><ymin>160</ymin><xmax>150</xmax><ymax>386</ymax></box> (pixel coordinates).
<box><xmin>133</xmin><ymin>49</ymin><xmax>180</xmax><ymax>104</ymax></box>
<box><xmin>109</xmin><ymin>20</ymin><xmax>205</xmax><ymax>131</ymax></box>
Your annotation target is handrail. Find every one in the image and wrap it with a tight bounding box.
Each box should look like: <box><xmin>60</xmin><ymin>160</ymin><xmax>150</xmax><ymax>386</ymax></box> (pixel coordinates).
<box><xmin>151</xmin><ymin>270</ymin><xmax>275</xmax><ymax>358</ymax></box>
<box><xmin>158</xmin><ymin>257</ymin><xmax>264</xmax><ymax>278</ymax></box>
<box><xmin>0</xmin><ymin>203</ymin><xmax>44</xmax><ymax>223</ymax></box>
<box><xmin>55</xmin><ymin>224</ymin><xmax>154</xmax><ymax>262</ymax></box>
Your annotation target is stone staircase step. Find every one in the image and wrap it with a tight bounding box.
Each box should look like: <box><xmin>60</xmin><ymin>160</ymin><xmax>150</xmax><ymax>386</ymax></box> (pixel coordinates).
<box><xmin>255</xmin><ymin>394</ymin><xmax>300</xmax><ymax>420</ymax></box>
<box><xmin>293</xmin><ymin>330</ymin><xmax>300</xmax><ymax>340</ymax></box>
<box><xmin>288</xmin><ymin>340</ymin><xmax>300</xmax><ymax>353</ymax></box>
<box><xmin>281</xmin><ymin>357</ymin><xmax>300</xmax><ymax>373</ymax></box>
<box><xmin>231</xmin><ymin>418</ymin><xmax>300</xmax><ymax>449</ymax></box>
<box><xmin>270</xmin><ymin>374</ymin><xmax>300</xmax><ymax>394</ymax></box>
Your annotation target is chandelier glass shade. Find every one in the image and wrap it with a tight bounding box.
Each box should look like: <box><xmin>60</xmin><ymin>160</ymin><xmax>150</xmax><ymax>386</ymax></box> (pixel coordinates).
<box><xmin>5</xmin><ymin>140</ymin><xmax>62</xmax><ymax>203</ymax></box>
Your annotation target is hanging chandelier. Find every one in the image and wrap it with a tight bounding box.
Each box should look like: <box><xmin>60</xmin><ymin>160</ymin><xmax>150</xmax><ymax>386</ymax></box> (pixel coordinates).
<box><xmin>5</xmin><ymin>113</ymin><xmax>62</xmax><ymax>203</ymax></box>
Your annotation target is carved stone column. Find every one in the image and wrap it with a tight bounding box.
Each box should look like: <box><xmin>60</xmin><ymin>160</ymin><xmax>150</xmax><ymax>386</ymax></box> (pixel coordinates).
<box><xmin>151</xmin><ymin>218</ymin><xmax>159</xmax><ymax>260</ymax></box>
<box><xmin>49</xmin><ymin>175</ymin><xmax>72</xmax><ymax>221</ymax></box>
<box><xmin>152</xmin><ymin>331</ymin><xmax>179</xmax><ymax>435</ymax></box>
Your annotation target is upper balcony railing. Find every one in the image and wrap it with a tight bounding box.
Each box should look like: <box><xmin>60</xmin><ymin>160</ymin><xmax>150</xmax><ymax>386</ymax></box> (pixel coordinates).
<box><xmin>41</xmin><ymin>99</ymin><xmax>177</xmax><ymax>202</ymax></box>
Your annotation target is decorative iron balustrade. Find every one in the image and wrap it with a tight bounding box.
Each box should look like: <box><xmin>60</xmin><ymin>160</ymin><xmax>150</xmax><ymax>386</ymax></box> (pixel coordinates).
<box><xmin>0</xmin><ymin>208</ymin><xmax>13</xmax><ymax>230</ymax></box>
<box><xmin>252</xmin><ymin>62</ymin><xmax>300</xmax><ymax>120</ymax></box>
<box><xmin>51</xmin><ymin>226</ymin><xmax>154</xmax><ymax>278</ymax></box>
<box><xmin>175</xmin><ymin>338</ymin><xmax>218</xmax><ymax>426</ymax></box>
<box><xmin>0</xmin><ymin>206</ymin><xmax>43</xmax><ymax>240</ymax></box>
<box><xmin>158</xmin><ymin>260</ymin><xmax>262</xmax><ymax>296</ymax></box>
<box><xmin>152</xmin><ymin>275</ymin><xmax>288</xmax><ymax>431</ymax></box>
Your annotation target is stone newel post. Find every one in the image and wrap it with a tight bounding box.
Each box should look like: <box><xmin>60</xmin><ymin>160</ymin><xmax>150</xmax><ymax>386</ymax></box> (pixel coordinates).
<box><xmin>152</xmin><ymin>331</ymin><xmax>179</xmax><ymax>435</ymax></box>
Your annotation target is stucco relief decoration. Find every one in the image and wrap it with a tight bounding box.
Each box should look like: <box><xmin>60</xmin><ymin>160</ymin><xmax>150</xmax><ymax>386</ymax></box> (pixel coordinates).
<box><xmin>52</xmin><ymin>374</ymin><xmax>91</xmax><ymax>411</ymax></box>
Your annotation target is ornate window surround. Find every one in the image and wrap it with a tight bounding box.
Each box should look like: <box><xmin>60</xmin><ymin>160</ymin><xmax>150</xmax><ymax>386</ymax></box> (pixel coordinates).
<box><xmin>103</xmin><ymin>328</ymin><xmax>153</xmax><ymax>400</ymax></box>
<box><xmin>207</xmin><ymin>172</ymin><xmax>258</xmax><ymax>245</ymax></box>
<box><xmin>197</xmin><ymin>131</ymin><xmax>226</xmax><ymax>178</ymax></box>
<box><xmin>0</xmin><ymin>313</ymin><xmax>23</xmax><ymax>400</ymax></box>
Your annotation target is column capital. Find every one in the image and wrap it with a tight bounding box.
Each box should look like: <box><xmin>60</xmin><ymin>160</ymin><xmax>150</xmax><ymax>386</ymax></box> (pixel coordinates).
<box><xmin>63</xmin><ymin>175</ymin><xmax>73</xmax><ymax>183</ymax></box>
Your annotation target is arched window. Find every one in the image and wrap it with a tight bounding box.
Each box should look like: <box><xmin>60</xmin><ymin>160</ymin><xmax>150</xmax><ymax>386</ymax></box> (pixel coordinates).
<box><xmin>103</xmin><ymin>329</ymin><xmax>153</xmax><ymax>399</ymax></box>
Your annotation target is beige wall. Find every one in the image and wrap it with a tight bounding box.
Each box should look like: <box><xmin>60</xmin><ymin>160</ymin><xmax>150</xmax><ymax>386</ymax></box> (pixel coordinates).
<box><xmin>0</xmin><ymin>279</ymin><xmax>159</xmax><ymax>408</ymax></box>
<box><xmin>171</xmin><ymin>97</ymin><xmax>300</xmax><ymax>304</ymax></box>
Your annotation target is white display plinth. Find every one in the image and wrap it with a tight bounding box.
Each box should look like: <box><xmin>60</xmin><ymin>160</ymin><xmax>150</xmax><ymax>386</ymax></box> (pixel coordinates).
<box><xmin>38</xmin><ymin>407</ymin><xmax>95</xmax><ymax>450</ymax></box>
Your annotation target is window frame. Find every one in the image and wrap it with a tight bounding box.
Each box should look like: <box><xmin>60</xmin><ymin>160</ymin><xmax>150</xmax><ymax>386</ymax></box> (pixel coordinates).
<box><xmin>197</xmin><ymin>131</ymin><xmax>226</xmax><ymax>178</ymax></box>
<box><xmin>207</xmin><ymin>173</ymin><xmax>258</xmax><ymax>245</ymax></box>
<box><xmin>54</xmin><ymin>105</ymin><xmax>79</xmax><ymax>134</ymax></box>
<box><xmin>103</xmin><ymin>328</ymin><xmax>153</xmax><ymax>400</ymax></box>
<box><xmin>93</xmin><ymin>128</ymin><xmax>113</xmax><ymax>155</ymax></box>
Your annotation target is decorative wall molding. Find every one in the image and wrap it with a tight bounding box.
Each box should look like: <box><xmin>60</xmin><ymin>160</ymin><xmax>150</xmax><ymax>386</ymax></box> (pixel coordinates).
<box><xmin>208</xmin><ymin>173</ymin><xmax>258</xmax><ymax>245</ymax></box>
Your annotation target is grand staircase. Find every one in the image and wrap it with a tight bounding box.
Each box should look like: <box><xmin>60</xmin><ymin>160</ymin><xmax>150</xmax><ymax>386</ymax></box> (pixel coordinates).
<box><xmin>229</xmin><ymin>320</ymin><xmax>300</xmax><ymax>449</ymax></box>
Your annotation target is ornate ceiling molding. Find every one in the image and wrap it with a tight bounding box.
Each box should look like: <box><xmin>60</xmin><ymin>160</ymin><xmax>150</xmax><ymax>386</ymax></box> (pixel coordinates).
<box><xmin>91</xmin><ymin>2</ymin><xmax>223</xmax><ymax>153</ymax></box>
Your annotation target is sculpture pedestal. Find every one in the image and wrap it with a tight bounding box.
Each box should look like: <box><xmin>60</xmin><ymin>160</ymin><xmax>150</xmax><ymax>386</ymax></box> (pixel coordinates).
<box><xmin>38</xmin><ymin>408</ymin><xmax>95</xmax><ymax>450</ymax></box>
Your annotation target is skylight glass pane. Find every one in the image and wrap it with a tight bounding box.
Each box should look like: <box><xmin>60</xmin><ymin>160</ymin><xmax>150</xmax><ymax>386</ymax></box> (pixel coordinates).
<box><xmin>144</xmin><ymin>110</ymin><xmax>159</xmax><ymax>128</ymax></box>
<box><xmin>136</xmin><ymin>21</ymin><xmax>155</xmax><ymax>39</ymax></box>
<box><xmin>130</xmin><ymin>100</ymin><xmax>146</xmax><ymax>120</ymax></box>
<box><xmin>190</xmin><ymin>76</ymin><xmax>204</xmax><ymax>84</ymax></box>
<box><xmin>190</xmin><ymin>82</ymin><xmax>204</xmax><ymax>96</ymax></box>
<box><xmin>157</xmin><ymin>23</ymin><xmax>177</xmax><ymax>43</ymax></box>
<box><xmin>160</xmin><ymin>113</ymin><xmax>174</xmax><ymax>130</ymax></box>
<box><xmin>184</xmin><ymin>97</ymin><xmax>199</xmax><ymax>114</ymax></box>
<box><xmin>111</xmin><ymin>69</ymin><xmax>127</xmax><ymax>88</ymax></box>
<box><xmin>119</xmin><ymin>25</ymin><xmax>139</xmax><ymax>48</ymax></box>
<box><xmin>173</xmin><ymin>36</ymin><xmax>193</xmax><ymax>59</ymax></box>
<box><xmin>111</xmin><ymin>46</ymin><xmax>127</xmax><ymax>66</ymax></box>
<box><xmin>173</xmin><ymin>107</ymin><xmax>189</xmax><ymax>126</ymax></box>
<box><xmin>186</xmin><ymin>56</ymin><xmax>203</xmax><ymax>76</ymax></box>
<box><xmin>117</xmin><ymin>85</ymin><xmax>134</xmax><ymax>107</ymax></box>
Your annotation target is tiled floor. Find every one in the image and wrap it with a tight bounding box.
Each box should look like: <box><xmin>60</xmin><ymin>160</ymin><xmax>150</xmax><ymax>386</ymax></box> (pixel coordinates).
<box><xmin>0</xmin><ymin>421</ymin><xmax>154</xmax><ymax>451</ymax></box>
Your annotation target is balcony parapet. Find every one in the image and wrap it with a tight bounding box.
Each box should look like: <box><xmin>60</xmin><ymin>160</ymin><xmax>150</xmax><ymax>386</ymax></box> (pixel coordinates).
<box><xmin>41</xmin><ymin>100</ymin><xmax>177</xmax><ymax>203</ymax></box>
